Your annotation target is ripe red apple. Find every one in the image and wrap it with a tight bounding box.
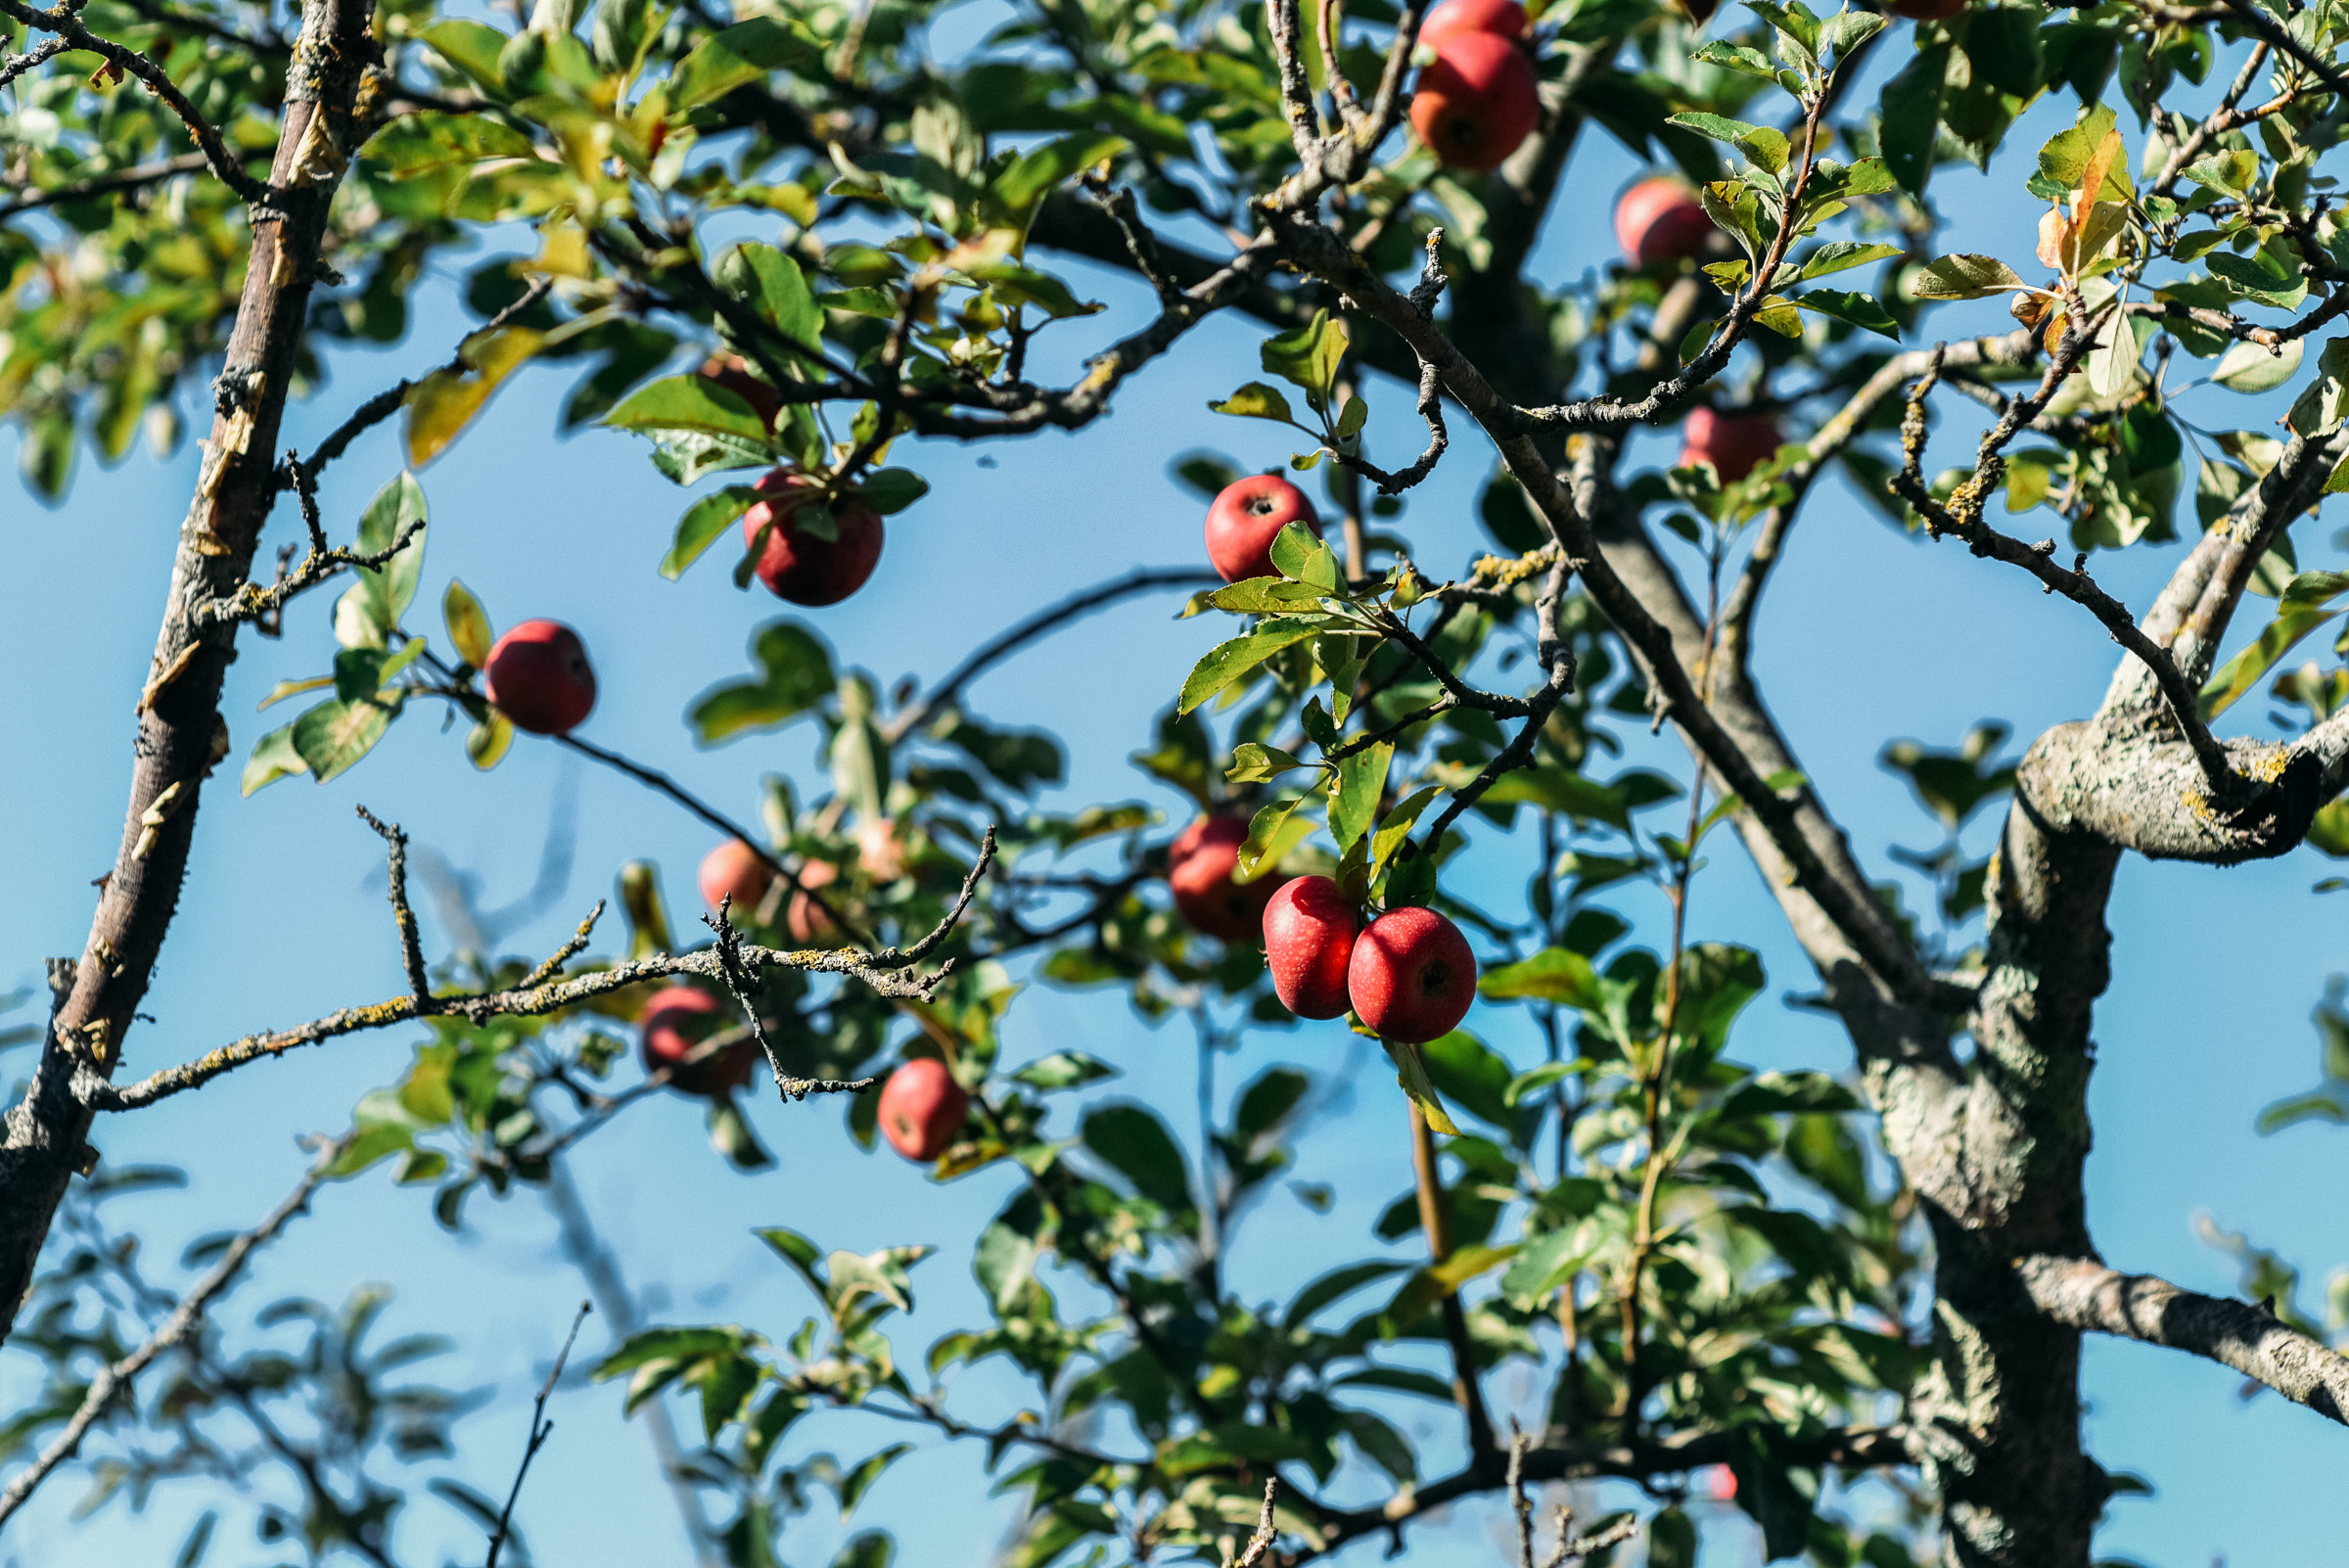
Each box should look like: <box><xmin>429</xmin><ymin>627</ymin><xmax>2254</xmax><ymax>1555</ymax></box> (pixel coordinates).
<box><xmin>741</xmin><ymin>469</ymin><xmax>885</xmax><ymax>607</ymax></box>
<box><xmin>1615</xmin><ymin>176</ymin><xmax>1715</xmax><ymax>268</ymax></box>
<box><xmin>1205</xmin><ymin>474</ymin><xmax>1321</xmax><ymax>584</ymax></box>
<box><xmin>639</xmin><ymin>985</ymin><xmax>757</xmax><ymax>1097</ymax></box>
<box><xmin>1678</xmin><ymin>405</ymin><xmax>1783</xmax><ymax>484</ymax></box>
<box><xmin>1348</xmin><ymin>905</ymin><xmax>1477</xmax><ymax>1044</ymax></box>
<box><xmin>1891</xmin><ymin>0</ymin><xmax>1966</xmax><ymax>18</ymax></box>
<box><xmin>483</xmin><ymin>620</ymin><xmax>596</xmax><ymax>736</ymax></box>
<box><xmin>699</xmin><ymin>839</ymin><xmax>775</xmax><ymax>919</ymax></box>
<box><xmin>697</xmin><ymin>353</ymin><xmax>781</xmax><ymax>429</ymax></box>
<box><xmin>1419</xmin><ymin>0</ymin><xmax>1527</xmax><ymax>49</ymax></box>
<box><xmin>785</xmin><ymin>858</ymin><xmax>843</xmax><ymax>945</ymax></box>
<box><xmin>1263</xmin><ymin>876</ymin><xmax>1360</xmax><ymax>1019</ymax></box>
<box><xmin>1169</xmin><ymin>814</ymin><xmax>1288</xmax><ymax>942</ymax></box>
<box><xmin>877</xmin><ymin>1057</ymin><xmax>969</xmax><ymax>1161</ymax></box>
<box><xmin>1410</xmin><ymin>32</ymin><xmax>1540</xmax><ymax>172</ymax></box>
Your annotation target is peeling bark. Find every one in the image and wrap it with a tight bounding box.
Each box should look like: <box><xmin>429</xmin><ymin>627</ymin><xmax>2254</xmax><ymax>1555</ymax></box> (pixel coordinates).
<box><xmin>0</xmin><ymin>0</ymin><xmax>379</xmax><ymax>1342</ymax></box>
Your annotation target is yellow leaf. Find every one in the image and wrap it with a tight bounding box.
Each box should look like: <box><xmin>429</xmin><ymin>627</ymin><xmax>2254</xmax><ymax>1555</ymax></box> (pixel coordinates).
<box><xmin>404</xmin><ymin>326</ymin><xmax>546</xmax><ymax>468</ymax></box>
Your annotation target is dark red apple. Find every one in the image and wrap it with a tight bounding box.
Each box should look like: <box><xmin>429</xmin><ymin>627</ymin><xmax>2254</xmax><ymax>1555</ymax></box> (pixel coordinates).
<box><xmin>1891</xmin><ymin>0</ymin><xmax>1966</xmax><ymax>18</ymax></box>
<box><xmin>1419</xmin><ymin>0</ymin><xmax>1527</xmax><ymax>49</ymax></box>
<box><xmin>877</xmin><ymin>1057</ymin><xmax>968</xmax><ymax>1161</ymax></box>
<box><xmin>697</xmin><ymin>352</ymin><xmax>781</xmax><ymax>429</ymax></box>
<box><xmin>741</xmin><ymin>469</ymin><xmax>885</xmax><ymax>607</ymax></box>
<box><xmin>785</xmin><ymin>858</ymin><xmax>843</xmax><ymax>946</ymax></box>
<box><xmin>699</xmin><ymin>839</ymin><xmax>775</xmax><ymax>919</ymax></box>
<box><xmin>483</xmin><ymin>620</ymin><xmax>596</xmax><ymax>736</ymax></box>
<box><xmin>1410</xmin><ymin>32</ymin><xmax>1540</xmax><ymax>171</ymax></box>
<box><xmin>1348</xmin><ymin>905</ymin><xmax>1477</xmax><ymax>1044</ymax></box>
<box><xmin>639</xmin><ymin>985</ymin><xmax>756</xmax><ymax>1097</ymax></box>
<box><xmin>1169</xmin><ymin>814</ymin><xmax>1288</xmax><ymax>942</ymax></box>
<box><xmin>1678</xmin><ymin>406</ymin><xmax>1783</xmax><ymax>484</ymax></box>
<box><xmin>1264</xmin><ymin>875</ymin><xmax>1360</xmax><ymax>1019</ymax></box>
<box><xmin>1615</xmin><ymin>176</ymin><xmax>1715</xmax><ymax>268</ymax></box>
<box><xmin>1205</xmin><ymin>474</ymin><xmax>1321</xmax><ymax>584</ymax></box>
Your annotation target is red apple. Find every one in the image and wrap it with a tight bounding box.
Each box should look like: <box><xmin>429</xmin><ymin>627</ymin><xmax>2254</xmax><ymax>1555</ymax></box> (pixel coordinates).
<box><xmin>1205</xmin><ymin>474</ymin><xmax>1321</xmax><ymax>584</ymax></box>
<box><xmin>1264</xmin><ymin>876</ymin><xmax>1360</xmax><ymax>1019</ymax></box>
<box><xmin>699</xmin><ymin>839</ymin><xmax>775</xmax><ymax>919</ymax></box>
<box><xmin>741</xmin><ymin>469</ymin><xmax>885</xmax><ymax>607</ymax></box>
<box><xmin>697</xmin><ymin>353</ymin><xmax>781</xmax><ymax>429</ymax></box>
<box><xmin>1169</xmin><ymin>813</ymin><xmax>1288</xmax><ymax>942</ymax></box>
<box><xmin>1419</xmin><ymin>0</ymin><xmax>1527</xmax><ymax>49</ymax></box>
<box><xmin>483</xmin><ymin>620</ymin><xmax>596</xmax><ymax>736</ymax></box>
<box><xmin>1410</xmin><ymin>32</ymin><xmax>1540</xmax><ymax>172</ymax></box>
<box><xmin>1678</xmin><ymin>405</ymin><xmax>1783</xmax><ymax>484</ymax></box>
<box><xmin>857</xmin><ymin>817</ymin><xmax>909</xmax><ymax>881</ymax></box>
<box><xmin>1348</xmin><ymin>905</ymin><xmax>1477</xmax><ymax>1044</ymax></box>
<box><xmin>1706</xmin><ymin>1464</ymin><xmax>1739</xmax><ymax>1501</ymax></box>
<box><xmin>1615</xmin><ymin>176</ymin><xmax>1715</xmax><ymax>268</ymax></box>
<box><xmin>1891</xmin><ymin>0</ymin><xmax>1966</xmax><ymax>18</ymax></box>
<box><xmin>639</xmin><ymin>985</ymin><xmax>757</xmax><ymax>1097</ymax></box>
<box><xmin>877</xmin><ymin>1057</ymin><xmax>968</xmax><ymax>1161</ymax></box>
<box><xmin>785</xmin><ymin>858</ymin><xmax>843</xmax><ymax>945</ymax></box>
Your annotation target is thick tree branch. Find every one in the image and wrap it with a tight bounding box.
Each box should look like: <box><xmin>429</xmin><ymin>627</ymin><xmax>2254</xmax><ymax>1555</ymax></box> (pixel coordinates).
<box><xmin>2020</xmin><ymin>1254</ymin><xmax>2349</xmax><ymax>1424</ymax></box>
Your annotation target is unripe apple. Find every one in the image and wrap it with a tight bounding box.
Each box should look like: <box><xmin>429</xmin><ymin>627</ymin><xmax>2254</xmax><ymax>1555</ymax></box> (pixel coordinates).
<box><xmin>1410</xmin><ymin>32</ymin><xmax>1540</xmax><ymax>171</ymax></box>
<box><xmin>697</xmin><ymin>353</ymin><xmax>781</xmax><ymax>429</ymax></box>
<box><xmin>1419</xmin><ymin>0</ymin><xmax>1528</xmax><ymax>49</ymax></box>
<box><xmin>1169</xmin><ymin>813</ymin><xmax>1287</xmax><ymax>942</ymax></box>
<box><xmin>877</xmin><ymin>1057</ymin><xmax>968</xmax><ymax>1161</ymax></box>
<box><xmin>484</xmin><ymin>620</ymin><xmax>596</xmax><ymax>736</ymax></box>
<box><xmin>699</xmin><ymin>839</ymin><xmax>775</xmax><ymax>919</ymax></box>
<box><xmin>1348</xmin><ymin>905</ymin><xmax>1478</xmax><ymax>1044</ymax></box>
<box><xmin>1263</xmin><ymin>876</ymin><xmax>1360</xmax><ymax>1019</ymax></box>
<box><xmin>1678</xmin><ymin>405</ymin><xmax>1783</xmax><ymax>484</ymax></box>
<box><xmin>786</xmin><ymin>858</ymin><xmax>843</xmax><ymax>945</ymax></box>
<box><xmin>1614</xmin><ymin>176</ymin><xmax>1715</xmax><ymax>268</ymax></box>
<box><xmin>1205</xmin><ymin>474</ymin><xmax>1321</xmax><ymax>583</ymax></box>
<box><xmin>741</xmin><ymin>469</ymin><xmax>885</xmax><ymax>607</ymax></box>
<box><xmin>1891</xmin><ymin>0</ymin><xmax>1966</xmax><ymax>18</ymax></box>
<box><xmin>639</xmin><ymin>985</ymin><xmax>756</xmax><ymax>1097</ymax></box>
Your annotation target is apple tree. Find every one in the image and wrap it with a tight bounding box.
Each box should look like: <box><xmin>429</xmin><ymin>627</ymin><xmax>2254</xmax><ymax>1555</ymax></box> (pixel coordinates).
<box><xmin>4</xmin><ymin>0</ymin><xmax>2349</xmax><ymax>1562</ymax></box>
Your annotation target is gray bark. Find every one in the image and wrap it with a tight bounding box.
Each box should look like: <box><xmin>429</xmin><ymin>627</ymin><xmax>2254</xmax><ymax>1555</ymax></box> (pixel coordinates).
<box><xmin>0</xmin><ymin>0</ymin><xmax>379</xmax><ymax>1339</ymax></box>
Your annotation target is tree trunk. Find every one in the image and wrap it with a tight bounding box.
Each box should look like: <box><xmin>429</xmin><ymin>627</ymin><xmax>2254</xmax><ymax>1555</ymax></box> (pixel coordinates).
<box><xmin>0</xmin><ymin>0</ymin><xmax>378</xmax><ymax>1341</ymax></box>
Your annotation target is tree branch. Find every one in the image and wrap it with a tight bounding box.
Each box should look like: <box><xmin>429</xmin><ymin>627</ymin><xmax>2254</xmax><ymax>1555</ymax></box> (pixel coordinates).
<box><xmin>2020</xmin><ymin>1254</ymin><xmax>2349</xmax><ymax>1425</ymax></box>
<box><xmin>481</xmin><ymin>1300</ymin><xmax>592</xmax><ymax>1568</ymax></box>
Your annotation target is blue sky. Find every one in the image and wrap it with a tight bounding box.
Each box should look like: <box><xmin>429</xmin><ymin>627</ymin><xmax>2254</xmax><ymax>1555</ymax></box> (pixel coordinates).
<box><xmin>3</xmin><ymin>12</ymin><xmax>2347</xmax><ymax>1566</ymax></box>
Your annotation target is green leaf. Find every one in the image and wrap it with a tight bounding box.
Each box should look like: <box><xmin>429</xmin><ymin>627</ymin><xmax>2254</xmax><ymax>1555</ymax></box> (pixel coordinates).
<box><xmin>1878</xmin><ymin>44</ymin><xmax>1950</xmax><ymax>196</ymax></box>
<box><xmin>1260</xmin><ymin>308</ymin><xmax>1350</xmax><ymax>407</ymax></box>
<box><xmin>714</xmin><ymin>242</ymin><xmax>824</xmax><ymax>361</ymax></box>
<box><xmin>1382</xmin><ymin>1039</ymin><xmax>1460</xmax><ymax>1135</ymax></box>
<box><xmin>857</xmin><ymin>469</ymin><xmax>929</xmax><ymax>515</ymax></box>
<box><xmin>1208</xmin><ymin>382</ymin><xmax>1300</xmax><ymax>425</ymax></box>
<box><xmin>1081</xmin><ymin>1104</ymin><xmax>1194</xmax><ymax>1213</ymax></box>
<box><xmin>242</xmin><ymin>721</ymin><xmax>309</xmax><ymax>795</ymax></box>
<box><xmin>1269</xmin><ymin>521</ymin><xmax>1339</xmax><ymax>590</ymax></box>
<box><xmin>1797</xmin><ymin>241</ymin><xmax>1903</xmax><ymax>281</ymax></box>
<box><xmin>668</xmin><ymin>16</ymin><xmax>821</xmax><ymax>109</ymax></box>
<box><xmin>1480</xmin><ymin>947</ymin><xmax>1602</xmax><ymax>1008</ymax></box>
<box><xmin>689</xmin><ymin>620</ymin><xmax>838</xmax><ymax>743</ymax></box>
<box><xmin>2213</xmin><ymin>339</ymin><xmax>2304</xmax><ymax>393</ymax></box>
<box><xmin>1226</xmin><ymin>742</ymin><xmax>1309</xmax><ymax>782</ymax></box>
<box><xmin>291</xmin><ymin>695</ymin><xmax>400</xmax><ymax>785</ymax></box>
<box><xmin>987</xmin><ymin>132</ymin><xmax>1128</xmax><ymax>239</ymax></box>
<box><xmin>835</xmin><ymin>1443</ymin><xmax>913</xmax><ymax>1520</ymax></box>
<box><xmin>1237</xmin><ymin>793</ymin><xmax>1317</xmax><ymax>880</ymax></box>
<box><xmin>662</xmin><ymin>485</ymin><xmax>762</xmax><ymax>580</ymax></box>
<box><xmin>2037</xmin><ymin>104</ymin><xmax>2129</xmax><ymax>204</ymax></box>
<box><xmin>1177</xmin><ymin>617</ymin><xmax>1324</xmax><ymax>713</ymax></box>
<box><xmin>442</xmin><ymin>578</ymin><xmax>492</xmax><ymax>668</ymax></box>
<box><xmin>1911</xmin><ymin>254</ymin><xmax>2028</xmax><ymax>300</ymax></box>
<box><xmin>1011</xmin><ymin>1052</ymin><xmax>1118</xmax><ymax>1090</ymax></box>
<box><xmin>333</xmin><ymin>474</ymin><xmax>430</xmax><ymax>651</ymax></box>
<box><xmin>1667</xmin><ymin>113</ymin><xmax>1786</xmax><ymax>173</ymax></box>
<box><xmin>1796</xmin><ymin>289</ymin><xmax>1901</xmax><ymax>340</ymax></box>
<box><xmin>606</xmin><ymin>375</ymin><xmax>775</xmax><ymax>441</ymax></box>
<box><xmin>2198</xmin><ymin>572</ymin><xmax>2349</xmax><ymax>718</ymax></box>
<box><xmin>1369</xmin><ymin>785</ymin><xmax>1442</xmax><ymax>879</ymax></box>
<box><xmin>2207</xmin><ymin>252</ymin><xmax>2308</xmax><ymax>311</ymax></box>
<box><xmin>1328</xmin><ymin>743</ymin><xmax>1392</xmax><ymax>853</ymax></box>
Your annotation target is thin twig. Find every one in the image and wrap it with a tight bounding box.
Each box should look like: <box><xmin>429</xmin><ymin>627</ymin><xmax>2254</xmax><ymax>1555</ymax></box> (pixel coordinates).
<box><xmin>481</xmin><ymin>1300</ymin><xmax>592</xmax><ymax>1568</ymax></box>
<box><xmin>356</xmin><ymin>807</ymin><xmax>432</xmax><ymax>1006</ymax></box>
<box><xmin>0</xmin><ymin>1136</ymin><xmax>346</xmax><ymax>1527</ymax></box>
<box><xmin>1235</xmin><ymin>1477</ymin><xmax>1281</xmax><ymax>1568</ymax></box>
